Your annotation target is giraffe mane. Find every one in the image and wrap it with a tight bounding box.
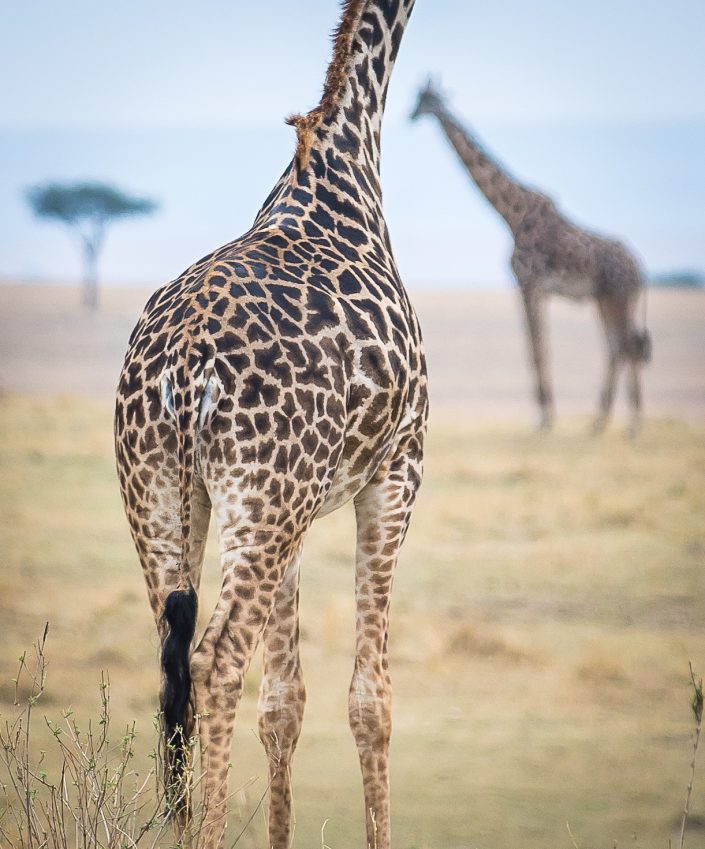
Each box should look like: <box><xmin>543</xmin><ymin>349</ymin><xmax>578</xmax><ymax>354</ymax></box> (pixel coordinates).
<box><xmin>286</xmin><ymin>0</ymin><xmax>367</xmax><ymax>170</ymax></box>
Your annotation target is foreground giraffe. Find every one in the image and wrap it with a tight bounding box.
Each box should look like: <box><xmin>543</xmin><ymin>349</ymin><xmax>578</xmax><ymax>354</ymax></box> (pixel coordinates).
<box><xmin>411</xmin><ymin>80</ymin><xmax>651</xmax><ymax>435</ymax></box>
<box><xmin>114</xmin><ymin>1</ymin><xmax>425</xmax><ymax>847</ymax></box>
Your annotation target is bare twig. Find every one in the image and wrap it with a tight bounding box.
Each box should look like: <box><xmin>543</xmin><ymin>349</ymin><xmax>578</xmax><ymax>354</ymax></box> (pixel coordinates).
<box><xmin>0</xmin><ymin>632</ymin><xmax>270</xmax><ymax>849</ymax></box>
<box><xmin>566</xmin><ymin>821</ymin><xmax>581</xmax><ymax>849</ymax></box>
<box><xmin>678</xmin><ymin>661</ymin><xmax>703</xmax><ymax>849</ymax></box>
<box><xmin>321</xmin><ymin>817</ymin><xmax>333</xmax><ymax>849</ymax></box>
<box><xmin>0</xmin><ymin>632</ymin><xmax>192</xmax><ymax>849</ymax></box>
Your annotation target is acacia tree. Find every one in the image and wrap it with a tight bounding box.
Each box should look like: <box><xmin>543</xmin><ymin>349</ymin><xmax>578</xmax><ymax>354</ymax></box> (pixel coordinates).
<box><xmin>26</xmin><ymin>182</ymin><xmax>158</xmax><ymax>310</ymax></box>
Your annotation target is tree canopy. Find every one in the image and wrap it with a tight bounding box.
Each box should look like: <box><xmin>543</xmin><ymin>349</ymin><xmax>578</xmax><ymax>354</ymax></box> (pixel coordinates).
<box><xmin>25</xmin><ymin>181</ymin><xmax>158</xmax><ymax>310</ymax></box>
<box><xmin>26</xmin><ymin>182</ymin><xmax>157</xmax><ymax>226</ymax></box>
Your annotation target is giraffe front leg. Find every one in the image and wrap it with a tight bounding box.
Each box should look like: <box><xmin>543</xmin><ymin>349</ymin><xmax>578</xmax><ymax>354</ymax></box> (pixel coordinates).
<box><xmin>518</xmin><ymin>283</ymin><xmax>554</xmax><ymax>431</ymax></box>
<box><xmin>190</xmin><ymin>538</ymin><xmax>296</xmax><ymax>849</ymax></box>
<box><xmin>258</xmin><ymin>544</ymin><xmax>306</xmax><ymax>849</ymax></box>
<box><xmin>350</xmin><ymin>432</ymin><xmax>423</xmax><ymax>849</ymax></box>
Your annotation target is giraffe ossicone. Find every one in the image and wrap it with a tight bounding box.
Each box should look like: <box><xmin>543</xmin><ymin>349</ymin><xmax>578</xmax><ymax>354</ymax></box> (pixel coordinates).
<box><xmin>115</xmin><ymin>2</ymin><xmax>425</xmax><ymax>848</ymax></box>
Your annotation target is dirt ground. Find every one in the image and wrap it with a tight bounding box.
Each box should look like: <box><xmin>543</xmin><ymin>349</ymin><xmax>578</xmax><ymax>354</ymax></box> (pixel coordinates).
<box><xmin>1</xmin><ymin>283</ymin><xmax>703</xmax><ymax>423</ymax></box>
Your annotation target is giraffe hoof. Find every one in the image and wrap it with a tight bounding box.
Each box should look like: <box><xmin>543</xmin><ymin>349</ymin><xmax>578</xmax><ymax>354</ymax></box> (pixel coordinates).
<box><xmin>590</xmin><ymin>417</ymin><xmax>607</xmax><ymax>437</ymax></box>
<box><xmin>534</xmin><ymin>413</ymin><xmax>553</xmax><ymax>433</ymax></box>
<box><xmin>626</xmin><ymin>421</ymin><xmax>641</xmax><ymax>441</ymax></box>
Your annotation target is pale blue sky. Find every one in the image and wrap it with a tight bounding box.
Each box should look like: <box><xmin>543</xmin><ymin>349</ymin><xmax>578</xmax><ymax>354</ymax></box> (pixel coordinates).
<box><xmin>1</xmin><ymin>1</ymin><xmax>704</xmax><ymax>286</ymax></box>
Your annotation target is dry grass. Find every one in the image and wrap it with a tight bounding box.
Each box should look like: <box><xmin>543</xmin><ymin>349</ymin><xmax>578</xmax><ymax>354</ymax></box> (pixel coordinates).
<box><xmin>1</xmin><ymin>393</ymin><xmax>704</xmax><ymax>848</ymax></box>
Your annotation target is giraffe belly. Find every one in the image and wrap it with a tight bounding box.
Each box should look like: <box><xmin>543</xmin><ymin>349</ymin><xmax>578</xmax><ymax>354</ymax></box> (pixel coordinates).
<box><xmin>541</xmin><ymin>273</ymin><xmax>596</xmax><ymax>300</ymax></box>
<box><xmin>316</xmin><ymin>399</ymin><xmax>421</xmax><ymax>519</ymax></box>
<box><xmin>317</xmin><ymin>474</ymin><xmax>362</xmax><ymax>517</ymax></box>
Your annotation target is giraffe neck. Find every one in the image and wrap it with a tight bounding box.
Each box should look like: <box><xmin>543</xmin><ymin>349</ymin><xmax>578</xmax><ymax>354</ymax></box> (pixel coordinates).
<box><xmin>288</xmin><ymin>0</ymin><xmax>415</xmax><ymax>183</ymax></box>
<box><xmin>252</xmin><ymin>0</ymin><xmax>414</xmax><ymax>260</ymax></box>
<box><xmin>430</xmin><ymin>105</ymin><xmax>537</xmax><ymax>234</ymax></box>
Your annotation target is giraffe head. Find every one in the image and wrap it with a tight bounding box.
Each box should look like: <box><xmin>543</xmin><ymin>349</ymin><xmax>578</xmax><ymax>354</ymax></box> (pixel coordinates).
<box><xmin>409</xmin><ymin>76</ymin><xmax>446</xmax><ymax>121</ymax></box>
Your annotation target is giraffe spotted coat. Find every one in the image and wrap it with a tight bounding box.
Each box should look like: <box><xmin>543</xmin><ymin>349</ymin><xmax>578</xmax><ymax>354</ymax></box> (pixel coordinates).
<box><xmin>411</xmin><ymin>80</ymin><xmax>651</xmax><ymax>435</ymax></box>
<box><xmin>115</xmin><ymin>2</ymin><xmax>424</xmax><ymax>848</ymax></box>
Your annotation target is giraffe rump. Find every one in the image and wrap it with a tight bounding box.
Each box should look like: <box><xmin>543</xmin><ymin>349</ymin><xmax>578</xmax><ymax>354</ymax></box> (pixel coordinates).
<box><xmin>286</xmin><ymin>0</ymin><xmax>366</xmax><ymax>169</ymax></box>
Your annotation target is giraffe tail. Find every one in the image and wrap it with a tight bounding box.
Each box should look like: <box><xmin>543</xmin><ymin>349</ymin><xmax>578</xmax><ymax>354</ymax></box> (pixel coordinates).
<box><xmin>628</xmin><ymin>282</ymin><xmax>652</xmax><ymax>363</ymax></box>
<box><xmin>159</xmin><ymin>341</ymin><xmax>218</xmax><ymax>808</ymax></box>
<box><xmin>161</xmin><ymin>585</ymin><xmax>198</xmax><ymax>802</ymax></box>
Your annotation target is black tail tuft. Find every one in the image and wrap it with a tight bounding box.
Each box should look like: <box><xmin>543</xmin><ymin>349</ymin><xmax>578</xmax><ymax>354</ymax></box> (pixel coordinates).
<box><xmin>628</xmin><ymin>329</ymin><xmax>652</xmax><ymax>364</ymax></box>
<box><xmin>160</xmin><ymin>586</ymin><xmax>198</xmax><ymax>793</ymax></box>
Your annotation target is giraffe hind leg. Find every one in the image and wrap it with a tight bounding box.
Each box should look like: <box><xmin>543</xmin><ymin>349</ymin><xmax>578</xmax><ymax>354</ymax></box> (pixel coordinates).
<box><xmin>593</xmin><ymin>295</ymin><xmax>630</xmax><ymax>435</ymax></box>
<box><xmin>115</xmin><ymin>463</ymin><xmax>211</xmax><ymax>832</ymax></box>
<box><xmin>592</xmin><ymin>351</ymin><xmax>619</xmax><ymax>435</ymax></box>
<box><xmin>349</xmin><ymin>429</ymin><xmax>423</xmax><ymax>849</ymax></box>
<box><xmin>189</xmin><ymin>491</ymin><xmax>303</xmax><ymax>849</ymax></box>
<box><xmin>626</xmin><ymin>358</ymin><xmax>643</xmax><ymax>439</ymax></box>
<box><xmin>625</xmin><ymin>327</ymin><xmax>650</xmax><ymax>439</ymax></box>
<box><xmin>258</xmin><ymin>544</ymin><xmax>306</xmax><ymax>849</ymax></box>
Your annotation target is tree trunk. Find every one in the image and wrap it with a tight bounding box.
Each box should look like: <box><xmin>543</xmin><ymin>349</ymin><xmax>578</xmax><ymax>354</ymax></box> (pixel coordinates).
<box><xmin>81</xmin><ymin>231</ymin><xmax>101</xmax><ymax>311</ymax></box>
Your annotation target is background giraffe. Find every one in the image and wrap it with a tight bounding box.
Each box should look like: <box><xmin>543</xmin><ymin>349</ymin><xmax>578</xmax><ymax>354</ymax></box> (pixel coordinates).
<box><xmin>114</xmin><ymin>2</ymin><xmax>424</xmax><ymax>848</ymax></box>
<box><xmin>411</xmin><ymin>80</ymin><xmax>651</xmax><ymax>435</ymax></box>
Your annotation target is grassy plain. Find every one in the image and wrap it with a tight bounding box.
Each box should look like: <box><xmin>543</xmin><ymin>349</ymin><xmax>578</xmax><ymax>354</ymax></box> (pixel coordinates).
<box><xmin>1</xmin><ymin>285</ymin><xmax>704</xmax><ymax>847</ymax></box>
<box><xmin>2</xmin><ymin>396</ymin><xmax>704</xmax><ymax>848</ymax></box>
